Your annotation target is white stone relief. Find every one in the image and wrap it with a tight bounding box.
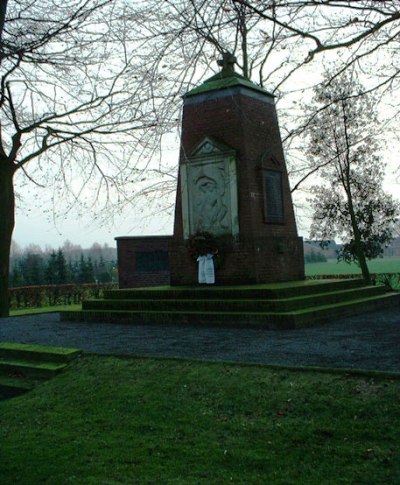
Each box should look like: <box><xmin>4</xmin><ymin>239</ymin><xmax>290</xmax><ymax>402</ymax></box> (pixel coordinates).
<box><xmin>181</xmin><ymin>138</ymin><xmax>239</xmax><ymax>238</ymax></box>
<box><xmin>192</xmin><ymin>166</ymin><xmax>229</xmax><ymax>233</ymax></box>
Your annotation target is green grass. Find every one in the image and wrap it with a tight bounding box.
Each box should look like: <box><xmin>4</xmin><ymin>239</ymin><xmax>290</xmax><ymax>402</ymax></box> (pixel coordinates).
<box><xmin>10</xmin><ymin>304</ymin><xmax>81</xmax><ymax>316</ymax></box>
<box><xmin>305</xmin><ymin>256</ymin><xmax>400</xmax><ymax>276</ymax></box>
<box><xmin>1</xmin><ymin>355</ymin><xmax>399</xmax><ymax>484</ymax></box>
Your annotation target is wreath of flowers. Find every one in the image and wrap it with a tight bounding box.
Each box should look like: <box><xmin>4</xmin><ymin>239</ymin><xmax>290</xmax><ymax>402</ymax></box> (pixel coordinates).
<box><xmin>187</xmin><ymin>231</ymin><xmax>224</xmax><ymax>269</ymax></box>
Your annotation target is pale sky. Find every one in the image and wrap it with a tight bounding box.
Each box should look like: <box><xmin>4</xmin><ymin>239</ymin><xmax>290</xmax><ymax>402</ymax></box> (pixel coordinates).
<box><xmin>13</xmin><ymin>203</ymin><xmax>175</xmax><ymax>250</ymax></box>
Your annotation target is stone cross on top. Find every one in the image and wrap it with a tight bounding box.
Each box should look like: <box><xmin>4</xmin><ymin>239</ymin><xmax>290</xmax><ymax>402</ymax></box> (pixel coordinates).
<box><xmin>217</xmin><ymin>52</ymin><xmax>237</xmax><ymax>74</ymax></box>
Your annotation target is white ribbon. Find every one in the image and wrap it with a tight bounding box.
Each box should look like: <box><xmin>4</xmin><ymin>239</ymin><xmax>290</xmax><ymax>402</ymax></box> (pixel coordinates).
<box><xmin>197</xmin><ymin>254</ymin><xmax>215</xmax><ymax>284</ymax></box>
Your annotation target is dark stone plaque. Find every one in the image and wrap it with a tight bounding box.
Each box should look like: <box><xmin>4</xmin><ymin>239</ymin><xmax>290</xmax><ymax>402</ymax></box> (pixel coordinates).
<box><xmin>136</xmin><ymin>250</ymin><xmax>169</xmax><ymax>272</ymax></box>
<box><xmin>264</xmin><ymin>170</ymin><xmax>284</xmax><ymax>223</ymax></box>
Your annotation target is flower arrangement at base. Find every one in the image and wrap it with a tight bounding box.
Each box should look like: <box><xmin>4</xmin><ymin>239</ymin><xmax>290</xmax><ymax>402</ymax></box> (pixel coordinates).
<box><xmin>186</xmin><ymin>231</ymin><xmax>225</xmax><ymax>269</ymax></box>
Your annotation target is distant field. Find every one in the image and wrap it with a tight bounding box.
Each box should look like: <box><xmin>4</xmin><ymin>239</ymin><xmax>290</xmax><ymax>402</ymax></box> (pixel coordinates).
<box><xmin>305</xmin><ymin>257</ymin><xmax>400</xmax><ymax>276</ymax></box>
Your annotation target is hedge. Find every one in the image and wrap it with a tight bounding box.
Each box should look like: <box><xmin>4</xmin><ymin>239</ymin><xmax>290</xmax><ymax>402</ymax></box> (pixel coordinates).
<box><xmin>306</xmin><ymin>273</ymin><xmax>400</xmax><ymax>289</ymax></box>
<box><xmin>8</xmin><ymin>283</ymin><xmax>118</xmax><ymax>310</ymax></box>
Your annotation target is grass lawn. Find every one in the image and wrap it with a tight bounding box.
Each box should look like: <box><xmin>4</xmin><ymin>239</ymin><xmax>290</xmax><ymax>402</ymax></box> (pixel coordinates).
<box><xmin>1</xmin><ymin>356</ymin><xmax>399</xmax><ymax>484</ymax></box>
<box><xmin>305</xmin><ymin>256</ymin><xmax>400</xmax><ymax>276</ymax></box>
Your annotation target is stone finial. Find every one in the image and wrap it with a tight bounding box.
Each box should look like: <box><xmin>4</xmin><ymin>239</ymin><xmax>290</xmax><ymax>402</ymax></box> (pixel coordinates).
<box><xmin>217</xmin><ymin>52</ymin><xmax>236</xmax><ymax>74</ymax></box>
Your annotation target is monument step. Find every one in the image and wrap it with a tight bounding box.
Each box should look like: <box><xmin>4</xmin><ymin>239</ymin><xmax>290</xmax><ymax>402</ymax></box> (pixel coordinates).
<box><xmin>82</xmin><ymin>285</ymin><xmax>386</xmax><ymax>313</ymax></box>
<box><xmin>0</xmin><ymin>359</ymin><xmax>67</xmax><ymax>379</ymax></box>
<box><xmin>103</xmin><ymin>279</ymin><xmax>366</xmax><ymax>301</ymax></box>
<box><xmin>0</xmin><ymin>344</ymin><xmax>82</xmax><ymax>400</ymax></box>
<box><xmin>0</xmin><ymin>343</ymin><xmax>81</xmax><ymax>364</ymax></box>
<box><xmin>0</xmin><ymin>376</ymin><xmax>35</xmax><ymax>399</ymax></box>
<box><xmin>61</xmin><ymin>292</ymin><xmax>400</xmax><ymax>329</ymax></box>
<box><xmin>292</xmin><ymin>292</ymin><xmax>400</xmax><ymax>327</ymax></box>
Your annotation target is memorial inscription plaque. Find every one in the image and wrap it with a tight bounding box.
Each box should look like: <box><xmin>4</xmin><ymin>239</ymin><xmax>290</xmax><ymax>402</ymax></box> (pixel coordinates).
<box><xmin>264</xmin><ymin>170</ymin><xmax>284</xmax><ymax>223</ymax></box>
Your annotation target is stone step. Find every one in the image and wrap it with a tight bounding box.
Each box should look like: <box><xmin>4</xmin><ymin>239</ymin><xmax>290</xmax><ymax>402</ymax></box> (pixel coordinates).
<box><xmin>83</xmin><ymin>285</ymin><xmax>386</xmax><ymax>313</ymax></box>
<box><xmin>0</xmin><ymin>376</ymin><xmax>35</xmax><ymax>399</ymax></box>
<box><xmin>61</xmin><ymin>291</ymin><xmax>400</xmax><ymax>329</ymax></box>
<box><xmin>292</xmin><ymin>292</ymin><xmax>400</xmax><ymax>327</ymax></box>
<box><xmin>102</xmin><ymin>279</ymin><xmax>366</xmax><ymax>301</ymax></box>
<box><xmin>0</xmin><ymin>344</ymin><xmax>82</xmax><ymax>401</ymax></box>
<box><xmin>0</xmin><ymin>359</ymin><xmax>67</xmax><ymax>380</ymax></box>
<box><xmin>0</xmin><ymin>343</ymin><xmax>81</xmax><ymax>364</ymax></box>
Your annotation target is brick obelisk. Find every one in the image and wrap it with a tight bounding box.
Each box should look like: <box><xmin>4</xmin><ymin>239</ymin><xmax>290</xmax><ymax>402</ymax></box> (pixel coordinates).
<box><xmin>169</xmin><ymin>54</ymin><xmax>304</xmax><ymax>285</ymax></box>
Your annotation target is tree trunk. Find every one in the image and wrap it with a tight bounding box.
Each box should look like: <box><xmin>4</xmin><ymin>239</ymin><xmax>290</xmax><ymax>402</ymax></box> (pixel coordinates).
<box><xmin>0</xmin><ymin>0</ymin><xmax>8</xmax><ymax>64</ymax></box>
<box><xmin>353</xmin><ymin>228</ymin><xmax>371</xmax><ymax>284</ymax></box>
<box><xmin>0</xmin><ymin>0</ymin><xmax>7</xmax><ymax>40</ymax></box>
<box><xmin>347</xmin><ymin>190</ymin><xmax>371</xmax><ymax>284</ymax></box>
<box><xmin>0</xmin><ymin>159</ymin><xmax>15</xmax><ymax>317</ymax></box>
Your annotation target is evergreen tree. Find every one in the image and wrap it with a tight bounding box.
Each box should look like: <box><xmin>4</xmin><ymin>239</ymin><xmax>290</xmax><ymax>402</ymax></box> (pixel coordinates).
<box><xmin>86</xmin><ymin>257</ymin><xmax>94</xmax><ymax>283</ymax></box>
<box><xmin>56</xmin><ymin>249</ymin><xmax>67</xmax><ymax>284</ymax></box>
<box><xmin>10</xmin><ymin>262</ymin><xmax>24</xmax><ymax>287</ymax></box>
<box><xmin>68</xmin><ymin>260</ymin><xmax>79</xmax><ymax>284</ymax></box>
<box><xmin>45</xmin><ymin>251</ymin><xmax>58</xmax><ymax>284</ymax></box>
<box><xmin>21</xmin><ymin>253</ymin><xmax>45</xmax><ymax>286</ymax></box>
<box><xmin>96</xmin><ymin>256</ymin><xmax>112</xmax><ymax>283</ymax></box>
<box><xmin>77</xmin><ymin>255</ymin><xmax>95</xmax><ymax>283</ymax></box>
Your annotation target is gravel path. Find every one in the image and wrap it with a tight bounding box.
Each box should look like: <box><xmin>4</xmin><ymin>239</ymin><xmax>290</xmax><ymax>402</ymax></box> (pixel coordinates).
<box><xmin>1</xmin><ymin>309</ymin><xmax>400</xmax><ymax>372</ymax></box>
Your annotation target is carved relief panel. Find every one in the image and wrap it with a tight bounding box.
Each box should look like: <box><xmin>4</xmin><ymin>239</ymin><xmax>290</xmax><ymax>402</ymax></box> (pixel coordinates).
<box><xmin>180</xmin><ymin>137</ymin><xmax>239</xmax><ymax>238</ymax></box>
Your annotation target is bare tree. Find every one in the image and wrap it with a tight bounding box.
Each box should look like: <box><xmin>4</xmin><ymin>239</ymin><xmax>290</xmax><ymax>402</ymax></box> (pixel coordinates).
<box><xmin>136</xmin><ymin>1</ymin><xmax>400</xmax><ymax>187</ymax></box>
<box><xmin>0</xmin><ymin>0</ymin><xmax>183</xmax><ymax>317</ymax></box>
<box><xmin>149</xmin><ymin>1</ymin><xmax>400</xmax><ymax>92</ymax></box>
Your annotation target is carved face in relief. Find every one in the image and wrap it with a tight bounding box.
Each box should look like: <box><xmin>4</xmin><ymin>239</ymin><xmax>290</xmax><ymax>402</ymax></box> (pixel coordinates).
<box><xmin>193</xmin><ymin>172</ymin><xmax>228</xmax><ymax>232</ymax></box>
<box><xmin>196</xmin><ymin>175</ymin><xmax>218</xmax><ymax>195</ymax></box>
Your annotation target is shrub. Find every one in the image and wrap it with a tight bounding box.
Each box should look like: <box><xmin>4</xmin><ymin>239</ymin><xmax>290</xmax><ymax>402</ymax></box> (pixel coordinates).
<box><xmin>8</xmin><ymin>283</ymin><xmax>118</xmax><ymax>310</ymax></box>
<box><xmin>306</xmin><ymin>273</ymin><xmax>400</xmax><ymax>289</ymax></box>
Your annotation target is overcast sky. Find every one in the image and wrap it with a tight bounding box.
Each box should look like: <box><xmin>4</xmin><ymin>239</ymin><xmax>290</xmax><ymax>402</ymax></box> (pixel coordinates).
<box><xmin>13</xmin><ymin>202</ymin><xmax>175</xmax><ymax>249</ymax></box>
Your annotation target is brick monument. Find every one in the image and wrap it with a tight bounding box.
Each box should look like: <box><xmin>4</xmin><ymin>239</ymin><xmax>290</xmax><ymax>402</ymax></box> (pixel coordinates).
<box><xmin>169</xmin><ymin>53</ymin><xmax>304</xmax><ymax>285</ymax></box>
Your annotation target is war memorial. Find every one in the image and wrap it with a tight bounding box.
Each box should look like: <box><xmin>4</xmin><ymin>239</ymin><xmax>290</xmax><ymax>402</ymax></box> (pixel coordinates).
<box><xmin>63</xmin><ymin>55</ymin><xmax>400</xmax><ymax>328</ymax></box>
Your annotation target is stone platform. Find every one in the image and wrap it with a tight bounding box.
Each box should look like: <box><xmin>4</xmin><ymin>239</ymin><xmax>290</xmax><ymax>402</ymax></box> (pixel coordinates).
<box><xmin>61</xmin><ymin>279</ymin><xmax>400</xmax><ymax>329</ymax></box>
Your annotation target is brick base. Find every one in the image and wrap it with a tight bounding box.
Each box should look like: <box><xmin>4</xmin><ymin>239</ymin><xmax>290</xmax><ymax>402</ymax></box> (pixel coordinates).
<box><xmin>169</xmin><ymin>235</ymin><xmax>304</xmax><ymax>286</ymax></box>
